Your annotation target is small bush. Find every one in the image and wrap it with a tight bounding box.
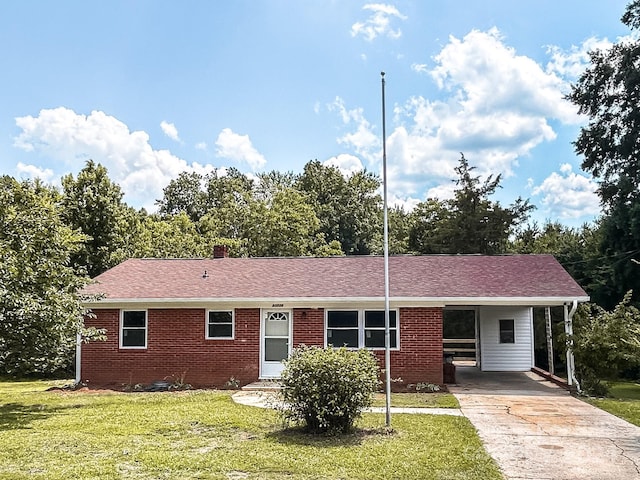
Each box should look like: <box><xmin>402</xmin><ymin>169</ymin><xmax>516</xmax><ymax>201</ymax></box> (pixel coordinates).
<box><xmin>279</xmin><ymin>346</ymin><xmax>379</xmax><ymax>434</ymax></box>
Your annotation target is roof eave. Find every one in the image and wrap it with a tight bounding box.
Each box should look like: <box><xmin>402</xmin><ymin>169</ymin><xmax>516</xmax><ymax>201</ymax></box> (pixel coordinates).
<box><xmin>82</xmin><ymin>295</ymin><xmax>590</xmax><ymax>309</ymax></box>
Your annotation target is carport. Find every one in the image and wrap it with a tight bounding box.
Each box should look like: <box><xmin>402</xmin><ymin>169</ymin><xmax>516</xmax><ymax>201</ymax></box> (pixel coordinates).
<box><xmin>452</xmin><ymin>365</ymin><xmax>567</xmax><ymax>395</ymax></box>
<box><xmin>443</xmin><ymin>302</ymin><xmax>582</xmax><ymax>389</ymax></box>
<box><xmin>449</xmin><ymin>366</ymin><xmax>640</xmax><ymax>480</ymax></box>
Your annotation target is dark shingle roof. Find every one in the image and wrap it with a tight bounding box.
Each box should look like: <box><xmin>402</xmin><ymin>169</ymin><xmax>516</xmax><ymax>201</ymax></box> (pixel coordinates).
<box><xmin>82</xmin><ymin>255</ymin><xmax>588</xmax><ymax>305</ymax></box>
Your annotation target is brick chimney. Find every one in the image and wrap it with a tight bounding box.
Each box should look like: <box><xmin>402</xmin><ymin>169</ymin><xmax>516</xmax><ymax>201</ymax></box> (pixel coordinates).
<box><xmin>213</xmin><ymin>245</ymin><xmax>230</xmax><ymax>259</ymax></box>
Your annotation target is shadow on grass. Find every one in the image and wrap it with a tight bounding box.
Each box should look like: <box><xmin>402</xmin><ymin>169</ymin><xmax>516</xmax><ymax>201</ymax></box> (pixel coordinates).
<box><xmin>0</xmin><ymin>402</ymin><xmax>81</xmax><ymax>430</ymax></box>
<box><xmin>266</xmin><ymin>425</ymin><xmax>395</xmax><ymax>447</ymax></box>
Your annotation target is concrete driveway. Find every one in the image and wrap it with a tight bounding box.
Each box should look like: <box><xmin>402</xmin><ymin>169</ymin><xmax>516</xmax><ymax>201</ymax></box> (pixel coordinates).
<box><xmin>449</xmin><ymin>367</ymin><xmax>640</xmax><ymax>480</ymax></box>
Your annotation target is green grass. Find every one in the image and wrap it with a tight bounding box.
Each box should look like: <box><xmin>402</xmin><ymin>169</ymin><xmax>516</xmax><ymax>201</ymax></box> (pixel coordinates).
<box><xmin>372</xmin><ymin>392</ymin><xmax>460</xmax><ymax>408</ymax></box>
<box><xmin>0</xmin><ymin>379</ymin><xmax>500</xmax><ymax>480</ymax></box>
<box><xmin>588</xmin><ymin>381</ymin><xmax>640</xmax><ymax>427</ymax></box>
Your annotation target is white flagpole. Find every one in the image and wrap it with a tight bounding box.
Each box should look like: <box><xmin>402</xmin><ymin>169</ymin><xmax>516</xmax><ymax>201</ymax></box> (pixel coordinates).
<box><xmin>381</xmin><ymin>71</ymin><xmax>392</xmax><ymax>427</ymax></box>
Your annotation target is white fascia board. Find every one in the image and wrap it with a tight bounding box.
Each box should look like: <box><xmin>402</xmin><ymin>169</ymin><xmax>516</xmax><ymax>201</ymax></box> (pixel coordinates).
<box><xmin>82</xmin><ymin>295</ymin><xmax>590</xmax><ymax>309</ymax></box>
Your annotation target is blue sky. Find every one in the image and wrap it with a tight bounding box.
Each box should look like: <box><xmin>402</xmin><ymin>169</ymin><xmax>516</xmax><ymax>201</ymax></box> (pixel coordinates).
<box><xmin>0</xmin><ymin>1</ymin><xmax>633</xmax><ymax>226</ymax></box>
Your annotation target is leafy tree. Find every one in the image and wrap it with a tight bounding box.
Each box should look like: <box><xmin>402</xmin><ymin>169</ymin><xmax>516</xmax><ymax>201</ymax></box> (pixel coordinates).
<box><xmin>509</xmin><ymin>221</ymin><xmax>608</xmax><ymax>304</ymax></box>
<box><xmin>279</xmin><ymin>346</ymin><xmax>379</xmax><ymax>434</ymax></box>
<box><xmin>407</xmin><ymin>199</ymin><xmax>452</xmax><ymax>254</ymax></box>
<box><xmin>254</xmin><ymin>170</ymin><xmax>296</xmax><ymax>201</ymax></box>
<box><xmin>296</xmin><ymin>160</ymin><xmax>382</xmax><ymax>255</ymax></box>
<box><xmin>247</xmin><ymin>187</ymin><xmax>321</xmax><ymax>257</ymax></box>
<box><xmin>113</xmin><ymin>211</ymin><xmax>208</xmax><ymax>260</ymax></box>
<box><xmin>571</xmin><ymin>291</ymin><xmax>640</xmax><ymax>395</ymax></box>
<box><xmin>157</xmin><ymin>168</ymin><xmax>255</xmax><ymax>226</ymax></box>
<box><xmin>409</xmin><ymin>154</ymin><xmax>533</xmax><ymax>254</ymax></box>
<box><xmin>197</xmin><ymin>168</ymin><xmax>256</xmax><ymax>241</ymax></box>
<box><xmin>568</xmin><ymin>2</ymin><xmax>640</xmax><ymax>306</ymax></box>
<box><xmin>0</xmin><ymin>177</ymin><xmax>91</xmax><ymax>375</ymax></box>
<box><xmin>156</xmin><ymin>171</ymin><xmax>207</xmax><ymax>222</ymax></box>
<box><xmin>388</xmin><ymin>206</ymin><xmax>411</xmax><ymax>254</ymax></box>
<box><xmin>61</xmin><ymin>160</ymin><xmax>129</xmax><ymax>277</ymax></box>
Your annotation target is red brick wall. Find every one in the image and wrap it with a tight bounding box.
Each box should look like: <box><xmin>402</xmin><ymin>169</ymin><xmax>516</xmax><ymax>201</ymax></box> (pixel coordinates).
<box><xmin>373</xmin><ymin>307</ymin><xmax>443</xmax><ymax>387</ymax></box>
<box><xmin>82</xmin><ymin>306</ymin><xmax>443</xmax><ymax>388</ymax></box>
<box><xmin>292</xmin><ymin>308</ymin><xmax>324</xmax><ymax>347</ymax></box>
<box><xmin>81</xmin><ymin>308</ymin><xmax>260</xmax><ymax>388</ymax></box>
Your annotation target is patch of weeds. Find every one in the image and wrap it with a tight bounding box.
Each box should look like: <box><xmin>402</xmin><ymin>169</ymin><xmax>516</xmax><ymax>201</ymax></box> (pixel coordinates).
<box><xmin>415</xmin><ymin>382</ymin><xmax>442</xmax><ymax>393</ymax></box>
<box><xmin>165</xmin><ymin>372</ymin><xmax>192</xmax><ymax>391</ymax></box>
<box><xmin>224</xmin><ymin>376</ymin><xmax>240</xmax><ymax>389</ymax></box>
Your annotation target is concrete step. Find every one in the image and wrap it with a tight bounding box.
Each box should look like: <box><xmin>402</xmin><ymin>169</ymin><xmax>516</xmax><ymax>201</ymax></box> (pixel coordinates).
<box><xmin>242</xmin><ymin>380</ymin><xmax>282</xmax><ymax>392</ymax></box>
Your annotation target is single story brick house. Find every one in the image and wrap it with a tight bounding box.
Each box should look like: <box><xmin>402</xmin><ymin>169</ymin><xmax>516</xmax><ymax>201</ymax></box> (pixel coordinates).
<box><xmin>79</xmin><ymin>247</ymin><xmax>589</xmax><ymax>388</ymax></box>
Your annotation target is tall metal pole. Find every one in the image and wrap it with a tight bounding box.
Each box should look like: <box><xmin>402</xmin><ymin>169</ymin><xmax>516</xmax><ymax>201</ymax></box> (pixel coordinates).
<box><xmin>381</xmin><ymin>71</ymin><xmax>392</xmax><ymax>427</ymax></box>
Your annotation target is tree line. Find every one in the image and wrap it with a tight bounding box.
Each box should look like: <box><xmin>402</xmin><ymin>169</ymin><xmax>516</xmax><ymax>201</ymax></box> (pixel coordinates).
<box><xmin>0</xmin><ymin>153</ymin><xmax>623</xmax><ymax>376</ymax></box>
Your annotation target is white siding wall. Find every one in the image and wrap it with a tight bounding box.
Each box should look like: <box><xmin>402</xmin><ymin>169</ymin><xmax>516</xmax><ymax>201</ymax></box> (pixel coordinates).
<box><xmin>479</xmin><ymin>306</ymin><xmax>533</xmax><ymax>371</ymax></box>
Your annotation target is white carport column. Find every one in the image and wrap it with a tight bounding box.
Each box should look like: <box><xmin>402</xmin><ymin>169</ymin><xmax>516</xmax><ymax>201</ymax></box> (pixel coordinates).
<box><xmin>545</xmin><ymin>307</ymin><xmax>554</xmax><ymax>375</ymax></box>
<box><xmin>563</xmin><ymin>301</ymin><xmax>579</xmax><ymax>391</ymax></box>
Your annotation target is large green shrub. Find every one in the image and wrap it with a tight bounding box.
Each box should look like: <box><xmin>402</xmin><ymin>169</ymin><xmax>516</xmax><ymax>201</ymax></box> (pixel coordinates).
<box><xmin>572</xmin><ymin>291</ymin><xmax>640</xmax><ymax>396</ymax></box>
<box><xmin>279</xmin><ymin>346</ymin><xmax>379</xmax><ymax>434</ymax></box>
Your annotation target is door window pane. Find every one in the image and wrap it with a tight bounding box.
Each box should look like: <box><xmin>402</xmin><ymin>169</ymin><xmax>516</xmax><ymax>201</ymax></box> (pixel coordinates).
<box><xmin>265</xmin><ymin>312</ymin><xmax>289</xmax><ymax>336</ymax></box>
<box><xmin>264</xmin><ymin>338</ymin><xmax>288</xmax><ymax>361</ymax></box>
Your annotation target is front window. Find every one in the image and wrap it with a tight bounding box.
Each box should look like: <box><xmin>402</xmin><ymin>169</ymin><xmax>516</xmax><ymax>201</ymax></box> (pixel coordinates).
<box><xmin>326</xmin><ymin>311</ymin><xmax>359</xmax><ymax>348</ymax></box>
<box><xmin>207</xmin><ymin>311</ymin><xmax>234</xmax><ymax>339</ymax></box>
<box><xmin>364</xmin><ymin>310</ymin><xmax>397</xmax><ymax>348</ymax></box>
<box><xmin>121</xmin><ymin>310</ymin><xmax>147</xmax><ymax>348</ymax></box>
<box><xmin>326</xmin><ymin>309</ymin><xmax>399</xmax><ymax>349</ymax></box>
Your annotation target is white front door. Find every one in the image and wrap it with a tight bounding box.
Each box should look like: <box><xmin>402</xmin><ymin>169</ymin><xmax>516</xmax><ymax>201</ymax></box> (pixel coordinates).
<box><xmin>260</xmin><ymin>309</ymin><xmax>292</xmax><ymax>378</ymax></box>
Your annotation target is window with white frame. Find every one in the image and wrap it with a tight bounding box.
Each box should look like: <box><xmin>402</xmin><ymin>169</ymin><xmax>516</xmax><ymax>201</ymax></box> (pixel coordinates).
<box><xmin>326</xmin><ymin>309</ymin><xmax>398</xmax><ymax>349</ymax></box>
<box><xmin>364</xmin><ymin>310</ymin><xmax>398</xmax><ymax>348</ymax></box>
<box><xmin>207</xmin><ymin>310</ymin><xmax>234</xmax><ymax>339</ymax></box>
<box><xmin>499</xmin><ymin>319</ymin><xmax>515</xmax><ymax>343</ymax></box>
<box><xmin>326</xmin><ymin>310</ymin><xmax>359</xmax><ymax>348</ymax></box>
<box><xmin>120</xmin><ymin>310</ymin><xmax>147</xmax><ymax>348</ymax></box>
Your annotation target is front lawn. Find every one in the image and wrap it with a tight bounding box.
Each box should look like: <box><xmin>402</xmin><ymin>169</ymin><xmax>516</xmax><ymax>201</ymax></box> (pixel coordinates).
<box><xmin>0</xmin><ymin>380</ymin><xmax>500</xmax><ymax>479</ymax></box>
<box><xmin>588</xmin><ymin>381</ymin><xmax>640</xmax><ymax>427</ymax></box>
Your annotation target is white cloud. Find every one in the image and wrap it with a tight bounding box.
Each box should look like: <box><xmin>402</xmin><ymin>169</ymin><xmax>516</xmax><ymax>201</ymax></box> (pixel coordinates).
<box><xmin>214</xmin><ymin>128</ymin><xmax>267</xmax><ymax>171</ymax></box>
<box><xmin>351</xmin><ymin>3</ymin><xmax>407</xmax><ymax>41</ymax></box>
<box><xmin>430</xmin><ymin>28</ymin><xmax>579</xmax><ymax>123</ymax></box>
<box><xmin>328</xmin><ymin>97</ymin><xmax>379</xmax><ymax>165</ymax></box>
<box><xmin>195</xmin><ymin>141</ymin><xmax>207</xmax><ymax>150</ymax></box>
<box><xmin>160</xmin><ymin>121</ymin><xmax>180</xmax><ymax>142</ymax></box>
<box><xmin>330</xmin><ymin>28</ymin><xmax>595</xmax><ymax>213</ymax></box>
<box><xmin>411</xmin><ymin>63</ymin><xmax>428</xmax><ymax>74</ymax></box>
<box><xmin>15</xmin><ymin>162</ymin><xmax>56</xmax><ymax>183</ymax></box>
<box><xmin>323</xmin><ymin>154</ymin><xmax>364</xmax><ymax>177</ymax></box>
<box><xmin>13</xmin><ymin>107</ymin><xmax>215</xmax><ymax>210</ymax></box>
<box><xmin>545</xmin><ymin>34</ymin><xmax>639</xmax><ymax>79</ymax></box>
<box><xmin>388</xmin><ymin>192</ymin><xmax>420</xmax><ymax>211</ymax></box>
<box><xmin>531</xmin><ymin>164</ymin><xmax>600</xmax><ymax>219</ymax></box>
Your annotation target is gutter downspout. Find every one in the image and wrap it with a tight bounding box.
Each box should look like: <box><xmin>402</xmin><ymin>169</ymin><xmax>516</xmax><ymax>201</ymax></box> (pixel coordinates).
<box><xmin>564</xmin><ymin>300</ymin><xmax>580</xmax><ymax>392</ymax></box>
<box><xmin>75</xmin><ymin>332</ymin><xmax>82</xmax><ymax>385</ymax></box>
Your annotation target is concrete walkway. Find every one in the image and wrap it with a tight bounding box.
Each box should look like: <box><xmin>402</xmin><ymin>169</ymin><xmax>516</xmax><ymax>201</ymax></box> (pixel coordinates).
<box><xmin>231</xmin><ymin>390</ymin><xmax>463</xmax><ymax>416</ymax></box>
<box><xmin>449</xmin><ymin>367</ymin><xmax>640</xmax><ymax>480</ymax></box>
